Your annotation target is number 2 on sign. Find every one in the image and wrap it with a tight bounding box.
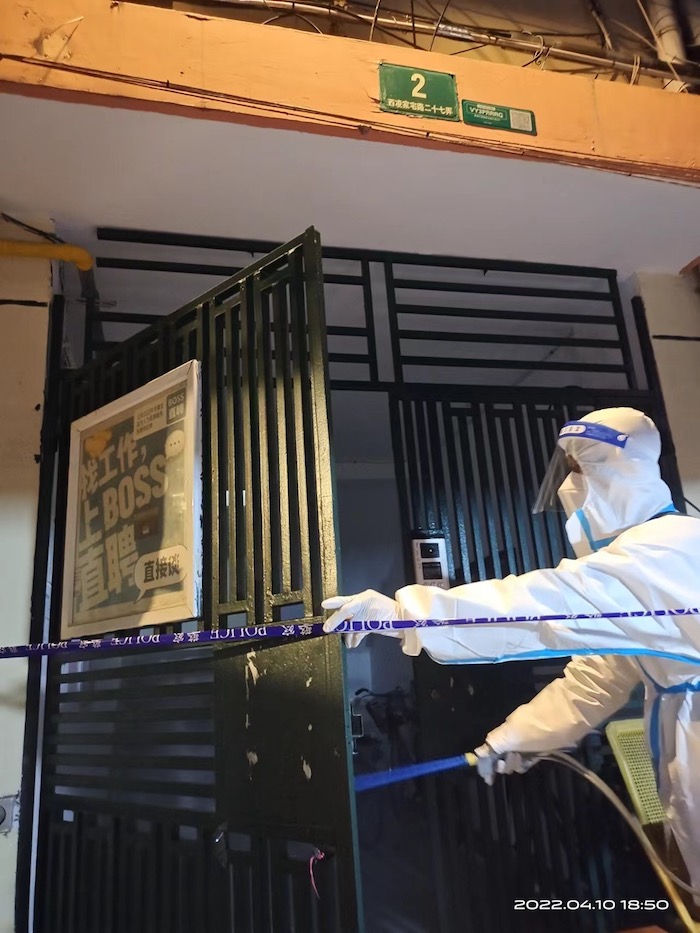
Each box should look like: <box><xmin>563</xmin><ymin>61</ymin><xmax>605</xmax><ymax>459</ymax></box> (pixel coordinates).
<box><xmin>411</xmin><ymin>73</ymin><xmax>427</xmax><ymax>99</ymax></box>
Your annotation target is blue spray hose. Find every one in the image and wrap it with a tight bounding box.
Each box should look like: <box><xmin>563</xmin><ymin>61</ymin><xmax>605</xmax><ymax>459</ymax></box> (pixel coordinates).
<box><xmin>354</xmin><ymin>752</ymin><xmax>478</xmax><ymax>792</ymax></box>
<box><xmin>355</xmin><ymin>749</ymin><xmax>700</xmax><ymax>898</ymax></box>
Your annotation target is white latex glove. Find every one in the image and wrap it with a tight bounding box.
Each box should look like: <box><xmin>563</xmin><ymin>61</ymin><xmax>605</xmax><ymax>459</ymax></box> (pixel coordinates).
<box><xmin>473</xmin><ymin>743</ymin><xmax>537</xmax><ymax>786</ymax></box>
<box><xmin>322</xmin><ymin>589</ymin><xmax>402</xmax><ymax>648</ymax></box>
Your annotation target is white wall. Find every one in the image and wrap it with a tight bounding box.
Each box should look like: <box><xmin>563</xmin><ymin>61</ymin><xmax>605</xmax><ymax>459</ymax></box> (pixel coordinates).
<box><xmin>636</xmin><ymin>272</ymin><xmax>700</xmax><ymax>514</ymax></box>
<box><xmin>0</xmin><ymin>219</ymin><xmax>51</xmax><ymax>933</ymax></box>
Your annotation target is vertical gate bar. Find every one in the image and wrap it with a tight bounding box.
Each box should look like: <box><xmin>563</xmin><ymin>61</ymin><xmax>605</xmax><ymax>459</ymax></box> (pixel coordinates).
<box><xmin>251</xmin><ymin>837</ymin><xmax>267</xmax><ymax>932</ymax></box>
<box><xmin>190</xmin><ymin>833</ymin><xmax>206</xmax><ymax>933</ymax></box>
<box><xmin>177</xmin><ymin>833</ymin><xmax>186</xmax><ymax>933</ymax></box>
<box><xmin>99</xmin><ymin>822</ymin><xmax>108</xmax><ymax>933</ymax></box>
<box><xmin>59</xmin><ymin>823</ymin><xmax>71</xmax><ymax>933</ymax></box>
<box><xmin>246</xmin><ymin>844</ymin><xmax>256</xmax><ymax>933</ymax></box>
<box><xmin>238</xmin><ymin>281</ymin><xmax>257</xmax><ymax>623</ymax></box>
<box><xmin>542</xmin><ymin>402</ymin><xmax>571</xmax><ymax>563</ymax></box>
<box><xmin>221</xmin><ymin>302</ymin><xmax>237</xmax><ymax>606</ymax></box>
<box><xmin>414</xmin><ymin>401</ymin><xmax>436</xmax><ymax>530</ymax></box>
<box><xmin>213</xmin><ymin>831</ymin><xmax>229</xmax><ymax>933</ymax></box>
<box><xmin>548</xmin><ymin>766</ymin><xmax>580</xmax><ymax>896</ymax></box>
<box><xmin>36</xmin><ymin>822</ymin><xmax>51</xmax><ymax>933</ymax></box>
<box><xmin>157</xmin><ymin>822</ymin><xmax>172</xmax><ymax>933</ymax></box>
<box><xmin>402</xmin><ymin>400</ymin><xmax>425</xmax><ymax>530</ymax></box>
<box><xmin>219</xmin><ymin>308</ymin><xmax>234</xmax><ymax>609</ymax></box>
<box><xmin>469</xmin><ymin>404</ymin><xmax>501</xmax><ymax>579</ymax></box>
<box><xmin>76</xmin><ymin>813</ymin><xmax>89</xmax><ymax>933</ymax></box>
<box><xmin>120</xmin><ymin>343</ymin><xmax>132</xmax><ymax>396</ymax></box>
<box><xmin>442</xmin><ymin>402</ymin><xmax>468</xmax><ymax>584</ymax></box>
<box><xmin>490</xmin><ymin>781</ymin><xmax>517</xmax><ymax>930</ymax></box>
<box><xmin>500</xmin><ymin>408</ymin><xmax>525</xmax><ymax>575</ymax></box>
<box><xmin>560</xmin><ymin>771</ymin><xmax>588</xmax><ymax>899</ymax></box>
<box><xmin>103</xmin><ymin>817</ymin><xmax>115</xmax><ymax>933</ymax></box>
<box><xmin>456</xmin><ymin>412</ymin><xmax>486</xmax><ymax>581</ymax></box>
<box><xmin>116</xmin><ymin>816</ymin><xmax>128</xmax><ymax>933</ymax></box>
<box><xmin>458</xmin><ymin>779</ymin><xmax>486</xmax><ymax>931</ymax></box>
<box><xmin>435</xmin><ymin>780</ymin><xmax>459</xmax><ymax>930</ymax></box>
<box><xmin>162</xmin><ymin>319</ymin><xmax>172</xmax><ymax>375</ymax></box>
<box><xmin>470</xmin><ymin>781</ymin><xmax>495</xmax><ymax>928</ymax></box>
<box><xmin>487</xmin><ymin>406</ymin><xmax>519</xmax><ymax>576</ymax></box>
<box><xmin>225</xmin><ymin>854</ymin><xmax>235</xmax><ymax>933</ymax></box>
<box><xmin>86</xmin><ymin>363</ymin><xmax>97</xmax><ymax>421</ymax></box>
<box><xmin>577</xmin><ymin>775</ymin><xmax>605</xmax><ymax>915</ymax></box>
<box><xmin>384</xmin><ymin>262</ymin><xmax>403</xmax><ymax>384</ymax></box>
<box><xmin>155</xmin><ymin>319</ymin><xmax>165</xmax><ymax>378</ymax></box>
<box><xmin>195</xmin><ymin>307</ymin><xmax>205</xmax><ymax>365</ymax></box>
<box><xmin>360</xmin><ymin>260</ymin><xmax>379</xmax><ymax>384</ymax></box>
<box><xmin>288</xmin><ymin>248</ymin><xmax>314</xmax><ymax>614</ymax></box>
<box><xmin>261</xmin><ymin>286</ymin><xmax>282</xmax><ymax>598</ymax></box>
<box><xmin>506</xmin><ymin>406</ymin><xmax>538</xmax><ymax>573</ymax></box>
<box><xmin>135</xmin><ymin>345</ymin><xmax>145</xmax><ymax>395</ymax></box>
<box><xmin>480</xmin><ymin>404</ymin><xmax>509</xmax><ymax>577</ymax></box>
<box><xmin>17</xmin><ymin>295</ymin><xmax>65</xmax><ymax>933</ymax></box>
<box><xmin>94</xmin><ymin>822</ymin><xmax>103</xmax><ymax>933</ymax></box>
<box><xmin>607</xmin><ymin>272</ymin><xmax>638</xmax><ymax>390</ymax></box>
<box><xmin>136</xmin><ymin>829</ymin><xmax>147</xmax><ymax>933</ymax></box>
<box><xmin>425</xmin><ymin>400</ymin><xmax>455</xmax><ymax>581</ymax></box>
<box><xmin>541</xmin><ymin>406</ymin><xmax>568</xmax><ymax>566</ymax></box>
<box><xmin>168</xmin><ymin>318</ymin><xmax>178</xmax><ymax>371</ymax></box>
<box><xmin>83</xmin><ymin>306</ymin><xmax>93</xmax><ymax>369</ymax></box>
<box><xmin>144</xmin><ymin>824</ymin><xmax>158</xmax><ymax>933</ymax></box>
<box><xmin>506</xmin><ymin>778</ymin><xmax>536</xmax><ymax>921</ymax></box>
<box><xmin>229</xmin><ymin>298</ymin><xmax>246</xmax><ymax>603</ymax></box>
<box><xmin>272</xmin><ymin>282</ymin><xmax>293</xmax><ymax>594</ymax></box>
<box><xmin>209</xmin><ymin>307</ymin><xmax>223</xmax><ymax>613</ymax></box>
<box><xmin>477</xmin><ymin>784</ymin><xmax>501</xmax><ymax>930</ymax></box>
<box><xmin>252</xmin><ymin>274</ymin><xmax>273</xmax><ymax>624</ymax></box>
<box><xmin>269</xmin><ymin>839</ymin><xmax>286</xmax><ymax>931</ymax></box>
<box><xmin>302</xmin><ymin>228</ymin><xmax>339</xmax><ymax>610</ymax></box>
<box><xmin>67</xmin><ymin>798</ymin><xmax>80</xmax><ymax>932</ymax></box>
<box><xmin>388</xmin><ymin>393</ymin><xmax>414</xmax><ymax>579</ymax></box>
<box><xmin>525</xmin><ymin>405</ymin><xmax>556</xmax><ymax>569</ymax></box>
<box><xmin>199</xmin><ymin>302</ymin><xmax>214</xmax><ymax>628</ymax></box>
<box><xmin>305</xmin><ymin>229</ymin><xmax>363</xmax><ymax>930</ymax></box>
<box><xmin>54</xmin><ymin>824</ymin><xmax>67</xmax><ymax>933</ymax></box>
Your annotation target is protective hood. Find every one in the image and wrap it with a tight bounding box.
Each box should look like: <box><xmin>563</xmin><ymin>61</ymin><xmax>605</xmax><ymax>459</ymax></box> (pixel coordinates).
<box><xmin>557</xmin><ymin>408</ymin><xmax>674</xmax><ymax>554</ymax></box>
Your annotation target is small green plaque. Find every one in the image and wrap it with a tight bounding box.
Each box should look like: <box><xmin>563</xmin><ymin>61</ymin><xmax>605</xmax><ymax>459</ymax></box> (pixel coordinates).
<box><xmin>462</xmin><ymin>99</ymin><xmax>537</xmax><ymax>136</ymax></box>
<box><xmin>379</xmin><ymin>63</ymin><xmax>459</xmax><ymax>121</ymax></box>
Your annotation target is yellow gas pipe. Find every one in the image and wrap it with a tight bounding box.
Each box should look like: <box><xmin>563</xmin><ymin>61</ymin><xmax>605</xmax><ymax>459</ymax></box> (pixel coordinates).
<box><xmin>0</xmin><ymin>240</ymin><xmax>93</xmax><ymax>271</ymax></box>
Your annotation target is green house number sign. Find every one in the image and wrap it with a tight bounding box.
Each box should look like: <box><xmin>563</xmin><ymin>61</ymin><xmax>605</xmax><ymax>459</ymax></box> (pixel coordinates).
<box><xmin>379</xmin><ymin>63</ymin><xmax>459</xmax><ymax>121</ymax></box>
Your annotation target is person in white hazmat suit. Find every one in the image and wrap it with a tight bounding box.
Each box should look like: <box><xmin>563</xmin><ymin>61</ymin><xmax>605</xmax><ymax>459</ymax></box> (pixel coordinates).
<box><xmin>323</xmin><ymin>408</ymin><xmax>700</xmax><ymax>895</ymax></box>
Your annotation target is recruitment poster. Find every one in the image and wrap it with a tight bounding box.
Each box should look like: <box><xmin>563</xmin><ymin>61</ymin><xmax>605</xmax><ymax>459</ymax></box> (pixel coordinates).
<box><xmin>60</xmin><ymin>361</ymin><xmax>202</xmax><ymax>639</ymax></box>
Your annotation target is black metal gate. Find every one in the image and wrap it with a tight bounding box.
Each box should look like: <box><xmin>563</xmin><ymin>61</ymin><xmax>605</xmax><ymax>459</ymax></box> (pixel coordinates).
<box><xmin>26</xmin><ymin>229</ymin><xmax>362</xmax><ymax>933</ymax></box>
<box><xmin>386</xmin><ymin>395</ymin><xmax>680</xmax><ymax>932</ymax></box>
<box><xmin>25</xmin><ymin>229</ymin><xmax>684</xmax><ymax>933</ymax></box>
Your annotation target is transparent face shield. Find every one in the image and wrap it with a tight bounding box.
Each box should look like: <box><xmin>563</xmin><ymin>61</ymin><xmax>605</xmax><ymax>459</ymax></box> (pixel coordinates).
<box><xmin>532</xmin><ymin>448</ymin><xmax>582</xmax><ymax>514</ymax></box>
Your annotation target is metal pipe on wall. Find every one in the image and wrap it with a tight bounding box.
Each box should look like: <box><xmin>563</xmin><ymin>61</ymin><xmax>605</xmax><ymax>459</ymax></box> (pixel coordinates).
<box><xmin>206</xmin><ymin>0</ymin><xmax>700</xmax><ymax>84</ymax></box>
<box><xmin>643</xmin><ymin>0</ymin><xmax>686</xmax><ymax>62</ymax></box>
<box><xmin>678</xmin><ymin>0</ymin><xmax>700</xmax><ymax>49</ymax></box>
<box><xmin>0</xmin><ymin>240</ymin><xmax>93</xmax><ymax>271</ymax></box>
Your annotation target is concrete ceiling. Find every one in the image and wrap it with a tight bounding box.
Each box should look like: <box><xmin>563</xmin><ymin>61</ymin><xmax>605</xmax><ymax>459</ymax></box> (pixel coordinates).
<box><xmin>1</xmin><ymin>90</ymin><xmax>700</xmax><ymax>280</ymax></box>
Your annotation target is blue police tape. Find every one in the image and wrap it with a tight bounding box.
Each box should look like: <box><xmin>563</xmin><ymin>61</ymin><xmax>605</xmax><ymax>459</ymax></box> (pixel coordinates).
<box><xmin>3</xmin><ymin>607</ymin><xmax>700</xmax><ymax>660</ymax></box>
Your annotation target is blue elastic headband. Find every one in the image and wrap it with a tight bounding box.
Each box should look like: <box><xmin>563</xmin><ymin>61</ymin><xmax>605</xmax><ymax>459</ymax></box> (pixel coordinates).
<box><xmin>559</xmin><ymin>421</ymin><xmax>628</xmax><ymax>448</ymax></box>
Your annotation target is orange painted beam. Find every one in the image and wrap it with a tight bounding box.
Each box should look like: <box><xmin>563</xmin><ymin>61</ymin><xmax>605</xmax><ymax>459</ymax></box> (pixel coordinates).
<box><xmin>2</xmin><ymin>0</ymin><xmax>700</xmax><ymax>182</ymax></box>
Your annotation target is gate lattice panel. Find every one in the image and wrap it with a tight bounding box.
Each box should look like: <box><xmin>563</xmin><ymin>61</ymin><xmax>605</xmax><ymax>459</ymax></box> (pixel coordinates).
<box><xmin>32</xmin><ymin>229</ymin><xmax>361</xmax><ymax>933</ymax></box>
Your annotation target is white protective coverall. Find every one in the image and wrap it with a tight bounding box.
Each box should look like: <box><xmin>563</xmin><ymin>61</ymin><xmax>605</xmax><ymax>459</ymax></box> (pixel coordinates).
<box><xmin>323</xmin><ymin>408</ymin><xmax>700</xmax><ymax>892</ymax></box>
